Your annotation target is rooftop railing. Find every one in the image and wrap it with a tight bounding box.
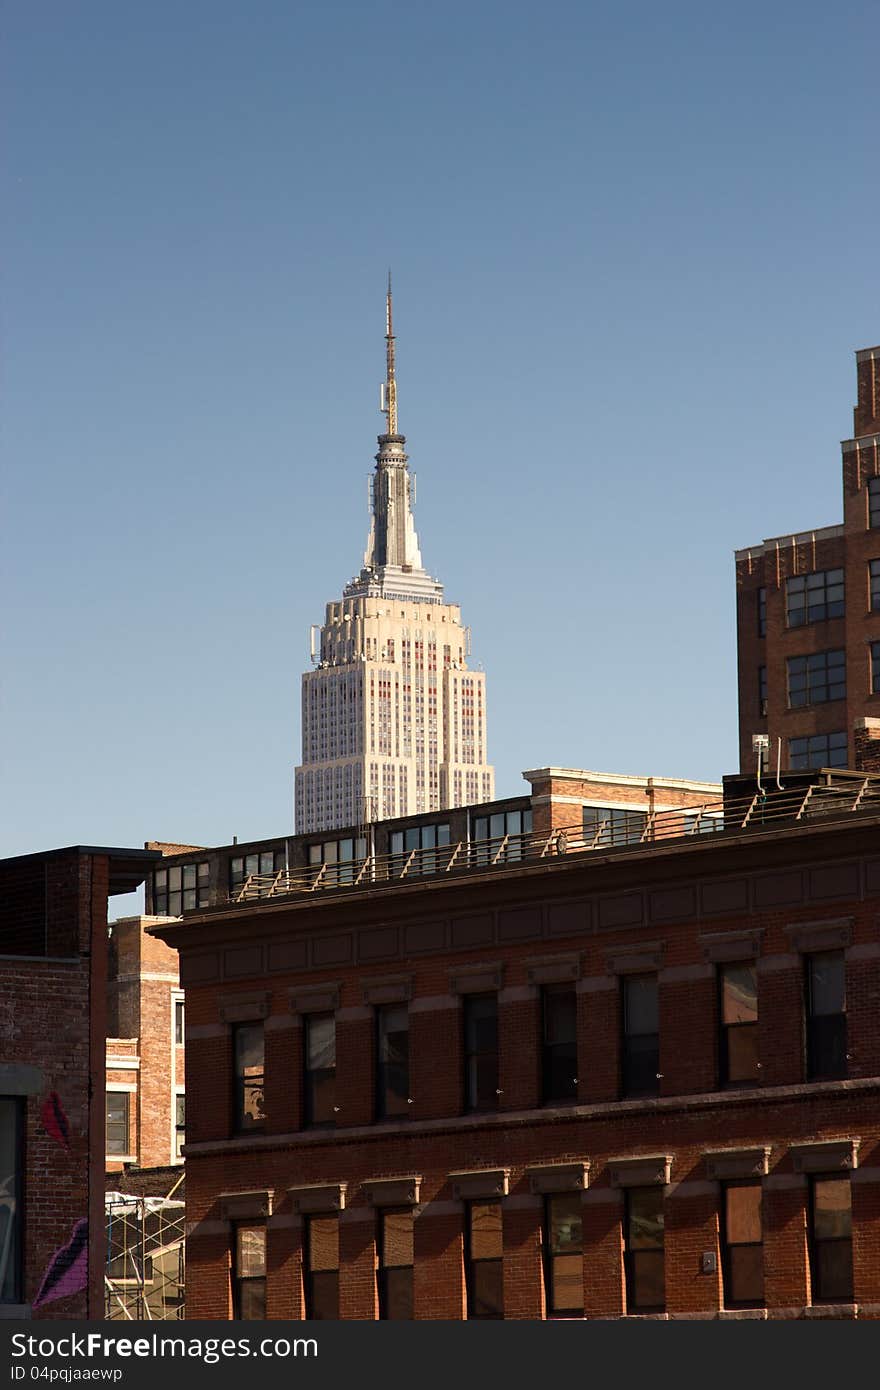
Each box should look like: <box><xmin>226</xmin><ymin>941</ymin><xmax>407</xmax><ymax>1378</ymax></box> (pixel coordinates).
<box><xmin>228</xmin><ymin>771</ymin><xmax>880</xmax><ymax>904</ymax></box>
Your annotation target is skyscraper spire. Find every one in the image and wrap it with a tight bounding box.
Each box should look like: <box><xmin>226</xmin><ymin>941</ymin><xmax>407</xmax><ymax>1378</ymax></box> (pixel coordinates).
<box><xmin>382</xmin><ymin>270</ymin><xmax>398</xmax><ymax>437</ymax></box>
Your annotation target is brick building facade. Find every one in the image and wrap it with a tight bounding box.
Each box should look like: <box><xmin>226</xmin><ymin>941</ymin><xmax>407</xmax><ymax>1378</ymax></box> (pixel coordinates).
<box><xmin>736</xmin><ymin>344</ymin><xmax>880</xmax><ymax>775</ymax></box>
<box><xmin>0</xmin><ymin>844</ymin><xmax>157</xmax><ymax>1319</ymax></box>
<box><xmin>154</xmin><ymin>784</ymin><xmax>880</xmax><ymax>1321</ymax></box>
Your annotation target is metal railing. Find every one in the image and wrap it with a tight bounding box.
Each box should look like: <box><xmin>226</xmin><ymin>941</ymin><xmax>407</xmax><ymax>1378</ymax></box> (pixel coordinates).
<box><xmin>229</xmin><ymin>772</ymin><xmax>880</xmax><ymax>904</ymax></box>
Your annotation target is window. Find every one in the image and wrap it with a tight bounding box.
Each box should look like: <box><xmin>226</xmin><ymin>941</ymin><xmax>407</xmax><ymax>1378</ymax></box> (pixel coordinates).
<box><xmin>106</xmin><ymin>1092</ymin><xmax>130</xmax><ymax>1156</ymax></box>
<box><xmin>757</xmin><ymin>587</ymin><xmax>766</xmax><ymax>637</ymax></box>
<box><xmin>785</xmin><ymin>569</ymin><xmax>845</xmax><ymax>627</ymax></box>
<box><xmin>376</xmin><ymin>1005</ymin><xmax>409</xmax><ymax>1119</ymax></box>
<box><xmin>786</xmin><ymin>650</ymin><xmax>846</xmax><ymax>707</ymax></box>
<box><xmin>0</xmin><ymin>1098</ymin><xmax>23</xmax><ymax>1304</ymax></box>
<box><xmin>304</xmin><ymin>1014</ymin><xmax>336</xmax><ymax>1127</ymax></box>
<box><xmin>809</xmin><ymin>1177</ymin><xmax>853</xmax><ymax>1303</ymax></box>
<box><xmin>233</xmin><ymin>1023</ymin><xmax>265</xmax><ymax>1132</ymax></box>
<box><xmin>230</xmin><ymin>849</ymin><xmax>285</xmax><ymax>897</ymax></box>
<box><xmin>472</xmin><ymin>810</ymin><xmax>532</xmax><ymax>862</ymax></box>
<box><xmin>307</xmin><ymin>837</ymin><xmax>368</xmax><ymax>885</ymax></box>
<box><xmin>466</xmin><ymin>1202</ymin><xmax>503</xmax><ymax>1319</ymax></box>
<box><xmin>378</xmin><ymin>1209</ymin><xmax>413</xmax><ymax>1319</ymax></box>
<box><xmin>582</xmin><ymin>805</ymin><xmax>646</xmax><ymax>847</ymax></box>
<box><xmin>806</xmin><ymin>951</ymin><xmax>847</xmax><ymax>1081</ymax></box>
<box><xmin>541</xmin><ymin>985</ymin><xmax>577</xmax><ymax>1103</ymax></box>
<box><xmin>174</xmin><ymin>999</ymin><xmax>184</xmax><ymax>1046</ymax></box>
<box><xmin>622</xmin><ymin>975</ymin><xmax>659</xmax><ymax>1098</ymax></box>
<box><xmin>390</xmin><ymin>823</ymin><xmax>450</xmax><ymax>874</ymax></box>
<box><xmin>624</xmin><ymin>1188</ymin><xmax>665</xmax><ymax>1313</ymax></box>
<box><xmin>869</xmin><ymin>476</ymin><xmax>880</xmax><ymax>529</ymax></box>
<box><xmin>304</xmin><ymin>1215</ymin><xmax>338</xmax><ymax>1319</ymax></box>
<box><xmin>870</xmin><ymin>559</ymin><xmax>880</xmax><ymax>611</ymax></box>
<box><xmin>719</xmin><ymin>962</ymin><xmax>758</xmax><ymax>1086</ymax></box>
<box><xmin>174</xmin><ymin>1094</ymin><xmax>185</xmax><ymax>1159</ymax></box>
<box><xmin>721</xmin><ymin>1183</ymin><xmax>763</xmax><ymax>1308</ymax></box>
<box><xmin>788</xmin><ymin>732</ymin><xmax>848</xmax><ymax>771</ymax></box>
<box><xmin>545</xmin><ymin>1193</ymin><xmax>584</xmax><ymax>1317</ymax></box>
<box><xmin>232</xmin><ymin>1224</ymin><xmax>266</xmax><ymax>1319</ymax></box>
<box><xmin>758</xmin><ymin>665</ymin><xmax>767</xmax><ymax>716</ymax></box>
<box><xmin>153</xmin><ymin>861</ymin><xmax>210</xmax><ymax>915</ymax></box>
<box><xmin>463</xmin><ymin>994</ymin><xmax>498</xmax><ymax>1112</ymax></box>
<box><xmin>872</xmin><ymin>641</ymin><xmax>880</xmax><ymax>694</ymax></box>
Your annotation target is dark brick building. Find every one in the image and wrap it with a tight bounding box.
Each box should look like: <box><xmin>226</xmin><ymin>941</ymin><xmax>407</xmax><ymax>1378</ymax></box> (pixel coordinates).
<box><xmin>736</xmin><ymin>344</ymin><xmax>880</xmax><ymax>777</ymax></box>
<box><xmin>153</xmin><ymin>779</ymin><xmax>880</xmax><ymax>1321</ymax></box>
<box><xmin>0</xmin><ymin>844</ymin><xmax>158</xmax><ymax>1319</ymax></box>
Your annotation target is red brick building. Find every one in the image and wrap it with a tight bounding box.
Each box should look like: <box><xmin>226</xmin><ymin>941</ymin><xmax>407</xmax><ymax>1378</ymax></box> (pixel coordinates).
<box><xmin>736</xmin><ymin>344</ymin><xmax>880</xmax><ymax>776</ymax></box>
<box><xmin>154</xmin><ymin>780</ymin><xmax>880</xmax><ymax>1321</ymax></box>
<box><xmin>0</xmin><ymin>844</ymin><xmax>158</xmax><ymax>1319</ymax></box>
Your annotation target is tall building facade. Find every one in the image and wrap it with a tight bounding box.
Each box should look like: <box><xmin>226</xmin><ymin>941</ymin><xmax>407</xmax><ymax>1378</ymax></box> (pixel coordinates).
<box><xmin>736</xmin><ymin>344</ymin><xmax>880</xmax><ymax>775</ymax></box>
<box><xmin>295</xmin><ymin>283</ymin><xmax>494</xmax><ymax>832</ymax></box>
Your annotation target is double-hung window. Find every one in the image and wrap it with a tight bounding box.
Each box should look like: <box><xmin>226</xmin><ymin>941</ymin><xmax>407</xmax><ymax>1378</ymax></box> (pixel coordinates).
<box><xmin>463</xmin><ymin>994</ymin><xmax>498</xmax><ymax>1112</ymax></box>
<box><xmin>809</xmin><ymin>1177</ymin><xmax>853</xmax><ymax>1303</ymax></box>
<box><xmin>621</xmin><ymin>975</ymin><xmax>659</xmax><ymax>1098</ymax></box>
<box><xmin>624</xmin><ymin>1188</ymin><xmax>665</xmax><ymax>1314</ymax></box>
<box><xmin>106</xmin><ymin>1092</ymin><xmax>130</xmax><ymax>1156</ymax></box>
<box><xmin>378</xmin><ymin>1210</ymin><xmax>414</xmax><ymax>1319</ymax></box>
<box><xmin>719</xmin><ymin>962</ymin><xmax>759</xmax><ymax>1086</ymax></box>
<box><xmin>304</xmin><ymin>1216</ymin><xmax>339</xmax><ymax>1319</ymax></box>
<box><xmin>233</xmin><ymin>1023</ymin><xmax>265</xmax><ymax>1132</ymax></box>
<box><xmin>232</xmin><ymin>1225</ymin><xmax>266</xmax><ymax>1319</ymax></box>
<box><xmin>806</xmin><ymin>952</ymin><xmax>847</xmax><ymax>1081</ymax></box>
<box><xmin>721</xmin><ymin>1183</ymin><xmax>763</xmax><ymax>1308</ymax></box>
<box><xmin>541</xmin><ymin>985</ymin><xmax>577</xmax><ymax>1103</ymax></box>
<box><xmin>544</xmin><ymin>1193</ymin><xmax>583</xmax><ymax>1317</ymax></box>
<box><xmin>304</xmin><ymin>1014</ymin><xmax>336</xmax><ymax>1126</ymax></box>
<box><xmin>376</xmin><ymin>1005</ymin><xmax>410</xmax><ymax>1119</ymax></box>
<box><xmin>465</xmin><ymin>1202</ymin><xmax>503</xmax><ymax>1319</ymax></box>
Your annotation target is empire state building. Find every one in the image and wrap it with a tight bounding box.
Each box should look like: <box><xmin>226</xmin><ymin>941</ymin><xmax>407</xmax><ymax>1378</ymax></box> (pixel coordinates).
<box><xmin>294</xmin><ymin>281</ymin><xmax>494</xmax><ymax>833</ymax></box>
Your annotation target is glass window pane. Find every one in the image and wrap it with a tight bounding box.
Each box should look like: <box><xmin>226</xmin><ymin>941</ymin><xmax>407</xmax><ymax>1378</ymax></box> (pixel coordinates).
<box><xmin>474</xmin><ymin>818</ymin><xmax>488</xmax><ymax>840</ymax></box>
<box><xmin>489</xmin><ymin>813</ymin><xmax>505</xmax><ymax>838</ymax></box>
<box><xmin>183</xmin><ymin>864</ymin><xmax>196</xmax><ymax>888</ymax></box>
<box><xmin>814</xmin><ymin>1241</ymin><xmax>853</xmax><ymax>1301</ymax></box>
<box><xmin>470</xmin><ymin>1203</ymin><xmax>502</xmax><ymax>1260</ymax></box>
<box><xmin>308</xmin><ymin>1269</ymin><xmax>338</xmax><ymax>1319</ymax></box>
<box><xmin>169</xmin><ymin>867</ymin><xmax>182</xmax><ymax>891</ymax></box>
<box><xmin>383</xmin><ymin>1266</ymin><xmax>413</xmax><ymax>1319</ymax></box>
<box><xmin>308</xmin><ymin>845</ymin><xmax>323</xmax><ymax>865</ymax></box>
<box><xmin>631</xmin><ymin>1250</ymin><xmax>665</xmax><ymax>1310</ymax></box>
<box><xmin>155</xmin><ymin>869</ymin><xmax>167</xmax><ymax>892</ymax></box>
<box><xmin>551</xmin><ymin>1254</ymin><xmax>583</xmax><ymax>1313</ymax></box>
<box><xmin>725</xmin><ymin>1185</ymin><xmax>762</xmax><ymax>1245</ymax></box>
<box><xmin>549</xmin><ymin>1193</ymin><xmax>582</xmax><ymax>1253</ymax></box>
<box><xmin>625</xmin><ymin>976</ymin><xmax>658</xmax><ymax>1034</ymax></box>
<box><xmin>198</xmin><ymin>861</ymin><xmax>210</xmax><ymax>885</ymax></box>
<box><xmin>544</xmin><ymin>986</ymin><xmax>576</xmax><ymax>1043</ymax></box>
<box><xmin>725</xmin><ymin>1024</ymin><xmax>759</xmax><ymax>1083</ymax></box>
<box><xmin>722</xmin><ymin>964</ymin><xmax>758</xmax><ymax>1024</ymax></box>
<box><xmin>470</xmin><ymin>1260</ymin><xmax>503</xmax><ymax>1319</ymax></box>
<box><xmin>168</xmin><ymin>891</ymin><xmax>182</xmax><ymax>916</ymax></box>
<box><xmin>507</xmin><ymin>811</ymin><xmax>522</xmax><ymax>835</ymax></box>
<box><xmin>437</xmin><ymin>824</ymin><xmax>451</xmax><ymax>846</ymax></box>
<box><xmin>391</xmin><ymin>832</ymin><xmax>403</xmax><ymax>854</ymax></box>
<box><xmin>236</xmin><ymin>1225</ymin><xmax>266</xmax><ymax>1277</ymax></box>
<box><xmin>339</xmin><ymin>839</ymin><xmax>353</xmax><ymax>862</ymax></box>
<box><xmin>628</xmin><ymin>1189</ymin><xmax>664</xmax><ymax>1249</ymax></box>
<box><xmin>810</xmin><ymin>953</ymin><xmax>845</xmax><ymax>1015</ymax></box>
<box><xmin>813</xmin><ymin>1179</ymin><xmax>851</xmax><ymax>1239</ymax></box>
<box><xmin>183</xmin><ymin>889</ymin><xmax>196</xmax><ymax>910</ymax></box>
<box><xmin>307</xmin><ymin>1015</ymin><xmax>335</xmax><ymax>1070</ymax></box>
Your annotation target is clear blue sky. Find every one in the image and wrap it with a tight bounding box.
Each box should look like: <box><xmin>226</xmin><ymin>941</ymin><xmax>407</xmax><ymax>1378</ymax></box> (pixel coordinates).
<box><xmin>2</xmin><ymin>1</ymin><xmax>878</xmax><ymax>910</ymax></box>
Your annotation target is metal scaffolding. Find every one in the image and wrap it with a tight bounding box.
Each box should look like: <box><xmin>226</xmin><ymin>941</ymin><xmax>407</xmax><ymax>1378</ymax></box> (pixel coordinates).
<box><xmin>105</xmin><ymin>1176</ymin><xmax>185</xmax><ymax>1320</ymax></box>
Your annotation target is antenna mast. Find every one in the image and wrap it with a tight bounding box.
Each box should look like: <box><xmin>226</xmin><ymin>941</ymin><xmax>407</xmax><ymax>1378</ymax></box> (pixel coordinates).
<box><xmin>381</xmin><ymin>271</ymin><xmax>398</xmax><ymax>436</ymax></box>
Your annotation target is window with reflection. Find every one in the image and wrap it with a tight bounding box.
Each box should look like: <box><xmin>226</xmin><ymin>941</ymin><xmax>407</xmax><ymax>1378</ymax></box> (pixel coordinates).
<box><xmin>622</xmin><ymin>975</ymin><xmax>659</xmax><ymax>1098</ymax></box>
<box><xmin>721</xmin><ymin>1183</ymin><xmax>763</xmax><ymax>1308</ymax></box>
<box><xmin>307</xmin><ymin>836</ymin><xmax>368</xmax><ymax>885</ymax></box>
<box><xmin>786</xmin><ymin>650</ymin><xmax>846</xmax><ymax>707</ymax></box>
<box><xmin>464</xmin><ymin>994</ymin><xmax>498</xmax><ymax>1112</ymax></box>
<box><xmin>541</xmin><ymin>985</ymin><xmax>577</xmax><ymax>1103</ymax></box>
<box><xmin>473</xmin><ymin>809</ymin><xmax>532</xmax><ymax>862</ymax></box>
<box><xmin>806</xmin><ymin>951</ymin><xmax>847</xmax><ymax>1081</ymax></box>
<box><xmin>233</xmin><ymin>1023</ymin><xmax>265</xmax><ymax>1132</ymax></box>
<box><xmin>582</xmin><ymin>806</ymin><xmax>646</xmax><ymax>847</ymax></box>
<box><xmin>378</xmin><ymin>1209</ymin><xmax>413</xmax><ymax>1319</ymax></box>
<box><xmin>376</xmin><ymin>1005</ymin><xmax>409</xmax><ymax>1119</ymax></box>
<box><xmin>785</xmin><ymin>569</ymin><xmax>845</xmax><ymax>627</ymax></box>
<box><xmin>719</xmin><ymin>962</ymin><xmax>759</xmax><ymax>1086</ymax></box>
<box><xmin>390</xmin><ymin>823</ymin><xmax>451</xmax><ymax>874</ymax></box>
<box><xmin>466</xmin><ymin>1202</ymin><xmax>503</xmax><ymax>1319</ymax></box>
<box><xmin>809</xmin><ymin>1176</ymin><xmax>853</xmax><ymax>1303</ymax></box>
<box><xmin>232</xmin><ymin>1224</ymin><xmax>266</xmax><ymax>1319</ymax></box>
<box><xmin>0</xmin><ymin>1098</ymin><xmax>23</xmax><ymax>1304</ymax></box>
<box><xmin>153</xmin><ymin>861</ymin><xmax>210</xmax><ymax>915</ymax></box>
<box><xmin>174</xmin><ymin>999</ymin><xmax>185</xmax><ymax>1046</ymax></box>
<box><xmin>230</xmin><ymin>849</ymin><xmax>285</xmax><ymax>897</ymax></box>
<box><xmin>304</xmin><ymin>1014</ymin><xmax>336</xmax><ymax>1127</ymax></box>
<box><xmin>544</xmin><ymin>1193</ymin><xmax>584</xmax><ymax>1317</ymax></box>
<box><xmin>870</xmin><ymin>477</ymin><xmax>880</xmax><ymax>529</ymax></box>
<box><xmin>788</xmin><ymin>732</ymin><xmax>848</xmax><ymax>770</ymax></box>
<box><xmin>304</xmin><ymin>1216</ymin><xmax>339</xmax><ymax>1319</ymax></box>
<box><xmin>624</xmin><ymin>1188</ymin><xmax>665</xmax><ymax>1314</ymax></box>
<box><xmin>105</xmin><ymin>1092</ymin><xmax>130</xmax><ymax>1156</ymax></box>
